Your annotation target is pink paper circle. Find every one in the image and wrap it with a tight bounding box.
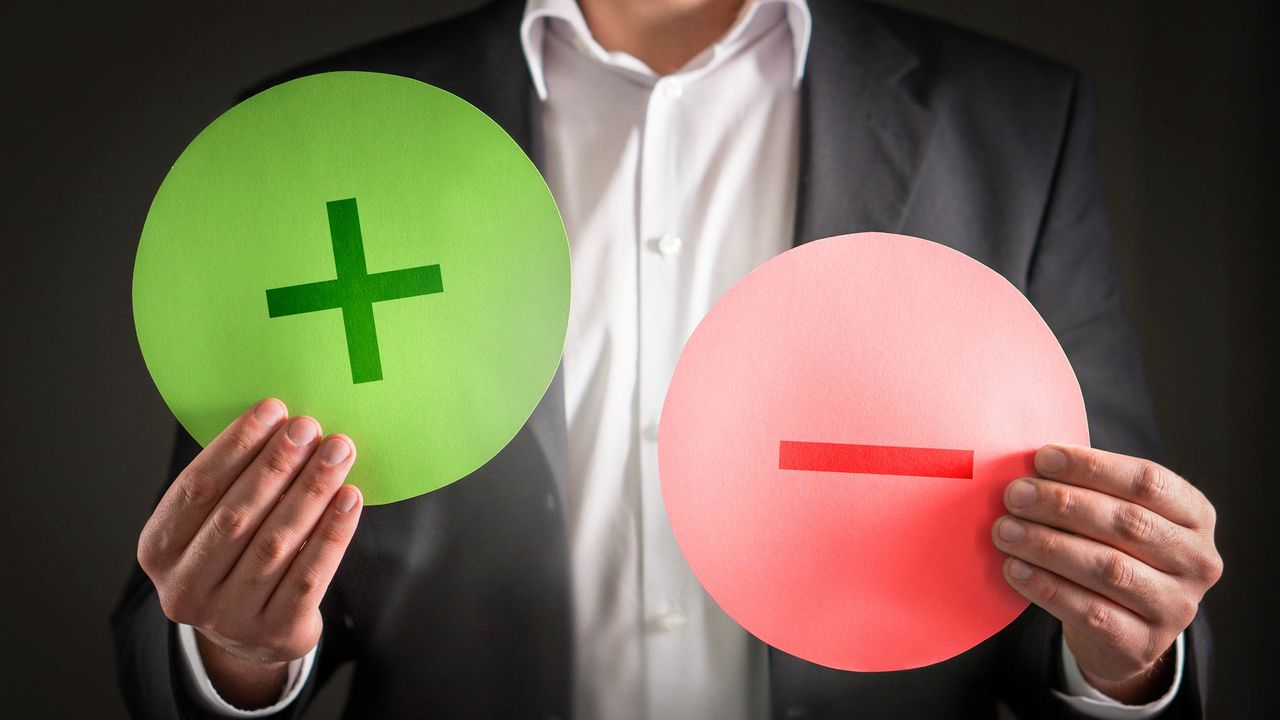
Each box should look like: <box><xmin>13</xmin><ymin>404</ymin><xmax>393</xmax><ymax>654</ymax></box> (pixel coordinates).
<box><xmin>659</xmin><ymin>233</ymin><xmax>1089</xmax><ymax>671</ymax></box>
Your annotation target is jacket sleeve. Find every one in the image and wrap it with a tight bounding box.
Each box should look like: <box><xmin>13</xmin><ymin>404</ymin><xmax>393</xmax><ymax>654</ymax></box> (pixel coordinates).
<box><xmin>995</xmin><ymin>73</ymin><xmax>1211</xmax><ymax>719</ymax></box>
<box><xmin>110</xmin><ymin>423</ymin><xmax>350</xmax><ymax>719</ymax></box>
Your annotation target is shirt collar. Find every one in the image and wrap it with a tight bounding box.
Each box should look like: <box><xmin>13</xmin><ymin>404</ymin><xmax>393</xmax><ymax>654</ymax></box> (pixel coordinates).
<box><xmin>520</xmin><ymin>0</ymin><xmax>813</xmax><ymax>100</ymax></box>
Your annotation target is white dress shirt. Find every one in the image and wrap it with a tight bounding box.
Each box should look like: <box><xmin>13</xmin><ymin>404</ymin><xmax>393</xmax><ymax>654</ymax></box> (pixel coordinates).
<box><xmin>177</xmin><ymin>0</ymin><xmax>1183</xmax><ymax>717</ymax></box>
<box><xmin>528</xmin><ymin>0</ymin><xmax>807</xmax><ymax>718</ymax></box>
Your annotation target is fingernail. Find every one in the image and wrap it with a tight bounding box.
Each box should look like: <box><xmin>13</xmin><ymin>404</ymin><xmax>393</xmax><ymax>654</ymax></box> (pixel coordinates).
<box><xmin>1008</xmin><ymin>479</ymin><xmax>1037</xmax><ymax>508</ymax></box>
<box><xmin>998</xmin><ymin>517</ymin><xmax>1026</xmax><ymax>543</ymax></box>
<box><xmin>1007</xmin><ymin>558</ymin><xmax>1034</xmax><ymax>582</ymax></box>
<box><xmin>319</xmin><ymin>437</ymin><xmax>351</xmax><ymax>466</ymax></box>
<box><xmin>335</xmin><ymin>486</ymin><xmax>359</xmax><ymax>513</ymax></box>
<box><xmin>255</xmin><ymin>398</ymin><xmax>286</xmax><ymax>426</ymax></box>
<box><xmin>1036</xmin><ymin>447</ymin><xmax>1068</xmax><ymax>475</ymax></box>
<box><xmin>287</xmin><ymin>417</ymin><xmax>318</xmax><ymax>446</ymax></box>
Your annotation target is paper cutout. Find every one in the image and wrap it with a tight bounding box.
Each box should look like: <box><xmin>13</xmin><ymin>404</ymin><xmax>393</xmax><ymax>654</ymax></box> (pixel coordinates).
<box><xmin>265</xmin><ymin>198</ymin><xmax>445</xmax><ymax>385</ymax></box>
<box><xmin>658</xmin><ymin>233</ymin><xmax>1088</xmax><ymax>671</ymax></box>
<box><xmin>779</xmin><ymin>440</ymin><xmax>974</xmax><ymax>479</ymax></box>
<box><xmin>133</xmin><ymin>72</ymin><xmax>570</xmax><ymax>505</ymax></box>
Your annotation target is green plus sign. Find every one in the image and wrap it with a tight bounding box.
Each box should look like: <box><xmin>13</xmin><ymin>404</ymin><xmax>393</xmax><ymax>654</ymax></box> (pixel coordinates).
<box><xmin>134</xmin><ymin>72</ymin><xmax>570</xmax><ymax>505</ymax></box>
<box><xmin>265</xmin><ymin>197</ymin><xmax>443</xmax><ymax>384</ymax></box>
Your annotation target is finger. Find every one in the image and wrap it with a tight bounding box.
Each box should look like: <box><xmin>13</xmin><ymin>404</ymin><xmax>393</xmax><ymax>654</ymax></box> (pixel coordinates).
<box><xmin>1001</xmin><ymin>556</ymin><xmax>1157</xmax><ymax>676</ymax></box>
<box><xmin>266</xmin><ymin>485</ymin><xmax>362</xmax><ymax>626</ymax></box>
<box><xmin>225</xmin><ymin>435</ymin><xmax>356</xmax><ymax>609</ymax></box>
<box><xmin>175</xmin><ymin>415</ymin><xmax>322</xmax><ymax>592</ymax></box>
<box><xmin>1003</xmin><ymin>476</ymin><xmax>1204</xmax><ymax>576</ymax></box>
<box><xmin>1034</xmin><ymin>445</ymin><xmax>1213</xmax><ymax>529</ymax></box>
<box><xmin>992</xmin><ymin>516</ymin><xmax>1184</xmax><ymax>622</ymax></box>
<box><xmin>140</xmin><ymin>398</ymin><xmax>287</xmax><ymax>571</ymax></box>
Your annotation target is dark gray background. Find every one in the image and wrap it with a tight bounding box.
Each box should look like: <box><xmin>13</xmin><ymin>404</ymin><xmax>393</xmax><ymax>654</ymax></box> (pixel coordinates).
<box><xmin>1</xmin><ymin>1</ymin><xmax>1274</xmax><ymax>717</ymax></box>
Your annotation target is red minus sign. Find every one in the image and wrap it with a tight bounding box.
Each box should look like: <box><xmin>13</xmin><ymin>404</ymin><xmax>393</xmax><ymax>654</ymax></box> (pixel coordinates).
<box><xmin>779</xmin><ymin>440</ymin><xmax>974</xmax><ymax>479</ymax></box>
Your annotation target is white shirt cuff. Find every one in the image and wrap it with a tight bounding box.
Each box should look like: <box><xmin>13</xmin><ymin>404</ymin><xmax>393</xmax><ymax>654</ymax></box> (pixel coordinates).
<box><xmin>1054</xmin><ymin>631</ymin><xmax>1185</xmax><ymax>719</ymax></box>
<box><xmin>175</xmin><ymin>623</ymin><xmax>316</xmax><ymax>717</ymax></box>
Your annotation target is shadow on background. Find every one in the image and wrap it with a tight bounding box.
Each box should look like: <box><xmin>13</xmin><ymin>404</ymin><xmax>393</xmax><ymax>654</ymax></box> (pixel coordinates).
<box><xmin>1</xmin><ymin>1</ymin><xmax>1274</xmax><ymax>717</ymax></box>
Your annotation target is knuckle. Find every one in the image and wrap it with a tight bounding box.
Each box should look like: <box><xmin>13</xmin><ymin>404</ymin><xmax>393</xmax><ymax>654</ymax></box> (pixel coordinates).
<box><xmin>1049</xmin><ymin>485</ymin><xmax>1076</xmax><ymax>517</ymax></box>
<box><xmin>1194</xmin><ymin>550</ymin><xmax>1224</xmax><ymax>584</ymax></box>
<box><xmin>1114</xmin><ymin>504</ymin><xmax>1157</xmax><ymax>545</ymax></box>
<box><xmin>1080</xmin><ymin>452</ymin><xmax>1106</xmax><ymax>482</ymax></box>
<box><xmin>318</xmin><ymin>522</ymin><xmax>350</xmax><ymax>547</ymax></box>
<box><xmin>226</xmin><ymin>426</ymin><xmax>259</xmax><ymax>457</ymax></box>
<box><xmin>1100</xmin><ymin>550</ymin><xmax>1135</xmax><ymax>592</ymax></box>
<box><xmin>1187</xmin><ymin>485</ymin><xmax>1218</xmax><ymax>529</ymax></box>
<box><xmin>1082</xmin><ymin>600</ymin><xmax>1123</xmax><ymax>647</ymax></box>
<box><xmin>1207</xmin><ymin>553</ymin><xmax>1225</xmax><ymax>583</ymax></box>
<box><xmin>210</xmin><ymin>504</ymin><xmax>253</xmax><ymax>541</ymax></box>
<box><xmin>253</xmin><ymin>528</ymin><xmax>295</xmax><ymax>565</ymax></box>
<box><xmin>1034</xmin><ymin>572</ymin><xmax>1060</xmax><ymax>606</ymax></box>
<box><xmin>299</xmin><ymin>472</ymin><xmax>334</xmax><ymax>503</ymax></box>
<box><xmin>177</xmin><ymin>467</ymin><xmax>219</xmax><ymax>509</ymax></box>
<box><xmin>157</xmin><ymin>585</ymin><xmax>196</xmax><ymax>624</ymax></box>
<box><xmin>294</xmin><ymin>569</ymin><xmax>325</xmax><ymax>600</ymax></box>
<box><xmin>1201</xmin><ymin>493</ymin><xmax>1218</xmax><ymax>527</ymax></box>
<box><xmin>1174</xmin><ymin>596</ymin><xmax>1200</xmax><ymax>629</ymax></box>
<box><xmin>262</xmin><ymin>445</ymin><xmax>298</xmax><ymax>479</ymax></box>
<box><xmin>1036</xmin><ymin>528</ymin><xmax>1061</xmax><ymax>557</ymax></box>
<box><xmin>140</xmin><ymin>512</ymin><xmax>190</xmax><ymax>563</ymax></box>
<box><xmin>1133</xmin><ymin>462</ymin><xmax>1170</xmax><ymax>505</ymax></box>
<box><xmin>222</xmin><ymin>422</ymin><xmax>259</xmax><ymax>456</ymax></box>
<box><xmin>136</xmin><ymin>526</ymin><xmax>163</xmax><ymax>575</ymax></box>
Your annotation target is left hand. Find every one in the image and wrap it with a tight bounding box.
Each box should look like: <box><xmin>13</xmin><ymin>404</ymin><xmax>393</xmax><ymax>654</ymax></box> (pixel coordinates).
<box><xmin>992</xmin><ymin>445</ymin><xmax>1222</xmax><ymax>703</ymax></box>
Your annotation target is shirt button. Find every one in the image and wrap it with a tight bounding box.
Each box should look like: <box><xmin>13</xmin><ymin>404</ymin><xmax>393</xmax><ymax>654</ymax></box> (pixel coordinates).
<box><xmin>654</xmin><ymin>233</ymin><xmax>683</xmax><ymax>256</ymax></box>
<box><xmin>643</xmin><ymin>422</ymin><xmax>659</xmax><ymax>442</ymax></box>
<box><xmin>653</xmin><ymin>610</ymin><xmax>688</xmax><ymax>632</ymax></box>
<box><xmin>655</xmin><ymin>77</ymin><xmax>683</xmax><ymax>99</ymax></box>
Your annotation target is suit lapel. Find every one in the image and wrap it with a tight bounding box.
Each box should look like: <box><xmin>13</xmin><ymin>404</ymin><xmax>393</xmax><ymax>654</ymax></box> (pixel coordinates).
<box><xmin>525</xmin><ymin>369</ymin><xmax>570</xmax><ymax>503</ymax></box>
<box><xmin>523</xmin><ymin>100</ymin><xmax>573</xmax><ymax>504</ymax></box>
<box><xmin>793</xmin><ymin>0</ymin><xmax>935</xmax><ymax>248</ymax></box>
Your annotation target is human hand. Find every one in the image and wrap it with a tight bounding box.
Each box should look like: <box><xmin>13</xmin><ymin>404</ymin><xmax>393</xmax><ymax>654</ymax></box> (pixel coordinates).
<box><xmin>991</xmin><ymin>445</ymin><xmax>1221</xmax><ymax>703</ymax></box>
<box><xmin>137</xmin><ymin>398</ymin><xmax>362</xmax><ymax>708</ymax></box>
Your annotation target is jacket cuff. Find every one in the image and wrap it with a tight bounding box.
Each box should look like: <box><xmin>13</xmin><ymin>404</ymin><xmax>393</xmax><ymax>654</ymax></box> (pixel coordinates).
<box><xmin>1054</xmin><ymin>631</ymin><xmax>1184</xmax><ymax>719</ymax></box>
<box><xmin>175</xmin><ymin>623</ymin><xmax>315</xmax><ymax>717</ymax></box>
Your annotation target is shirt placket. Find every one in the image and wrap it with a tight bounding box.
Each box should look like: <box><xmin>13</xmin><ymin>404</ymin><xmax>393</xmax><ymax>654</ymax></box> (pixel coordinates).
<box><xmin>635</xmin><ymin>71</ymin><xmax>691</xmax><ymax>720</ymax></box>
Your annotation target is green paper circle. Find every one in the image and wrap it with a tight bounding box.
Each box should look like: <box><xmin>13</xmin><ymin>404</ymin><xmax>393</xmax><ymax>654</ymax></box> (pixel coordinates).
<box><xmin>133</xmin><ymin>71</ymin><xmax>570</xmax><ymax>505</ymax></box>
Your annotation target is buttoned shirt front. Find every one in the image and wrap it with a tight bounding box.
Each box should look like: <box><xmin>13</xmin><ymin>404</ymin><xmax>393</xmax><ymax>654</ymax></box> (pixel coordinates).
<box><xmin>523</xmin><ymin>0</ymin><xmax>809</xmax><ymax>717</ymax></box>
<box><xmin>174</xmin><ymin>2</ymin><xmax>1184</xmax><ymax>718</ymax></box>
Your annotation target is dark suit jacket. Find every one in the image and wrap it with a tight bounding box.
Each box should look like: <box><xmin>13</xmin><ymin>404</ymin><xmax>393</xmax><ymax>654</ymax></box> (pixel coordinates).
<box><xmin>113</xmin><ymin>1</ymin><xmax>1211</xmax><ymax>717</ymax></box>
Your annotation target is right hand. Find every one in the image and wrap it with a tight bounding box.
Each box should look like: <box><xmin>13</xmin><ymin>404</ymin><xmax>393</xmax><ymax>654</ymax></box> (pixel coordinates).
<box><xmin>137</xmin><ymin>398</ymin><xmax>363</xmax><ymax>708</ymax></box>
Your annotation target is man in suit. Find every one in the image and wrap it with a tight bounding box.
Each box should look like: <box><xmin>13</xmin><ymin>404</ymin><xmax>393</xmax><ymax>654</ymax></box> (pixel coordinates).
<box><xmin>114</xmin><ymin>0</ymin><xmax>1223</xmax><ymax>717</ymax></box>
